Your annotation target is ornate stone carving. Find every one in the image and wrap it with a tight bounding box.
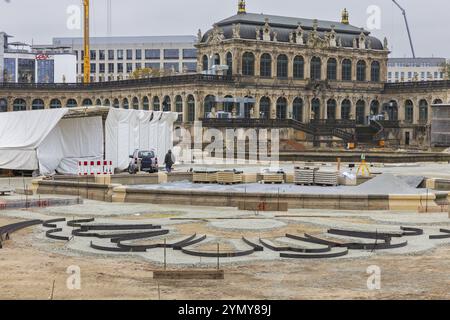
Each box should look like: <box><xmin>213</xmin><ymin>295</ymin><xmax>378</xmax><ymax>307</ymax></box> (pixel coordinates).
<box><xmin>383</xmin><ymin>37</ymin><xmax>389</xmax><ymax>50</ymax></box>
<box><xmin>207</xmin><ymin>24</ymin><xmax>225</xmax><ymax>44</ymax></box>
<box><xmin>358</xmin><ymin>30</ymin><xmax>366</xmax><ymax>49</ymax></box>
<box><xmin>263</xmin><ymin>18</ymin><xmax>271</xmax><ymax>41</ymax></box>
<box><xmin>232</xmin><ymin>23</ymin><xmax>241</xmax><ymax>39</ymax></box>
<box><xmin>295</xmin><ymin>23</ymin><xmax>304</xmax><ymax>45</ymax></box>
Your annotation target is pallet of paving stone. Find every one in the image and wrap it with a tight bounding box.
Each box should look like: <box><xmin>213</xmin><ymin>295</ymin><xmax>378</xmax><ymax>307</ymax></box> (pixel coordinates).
<box><xmin>193</xmin><ymin>171</ymin><xmax>218</xmax><ymax>183</ymax></box>
<box><xmin>217</xmin><ymin>171</ymin><xmax>243</xmax><ymax>185</ymax></box>
<box><xmin>314</xmin><ymin>170</ymin><xmax>339</xmax><ymax>186</ymax></box>
<box><xmin>261</xmin><ymin>173</ymin><xmax>284</xmax><ymax>184</ymax></box>
<box><xmin>294</xmin><ymin>167</ymin><xmax>318</xmax><ymax>185</ymax></box>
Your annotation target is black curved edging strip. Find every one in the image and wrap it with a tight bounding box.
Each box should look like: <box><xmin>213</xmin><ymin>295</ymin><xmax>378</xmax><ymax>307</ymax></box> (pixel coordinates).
<box><xmin>0</xmin><ymin>220</ymin><xmax>43</xmax><ymax>248</ymax></box>
<box><xmin>305</xmin><ymin>233</ymin><xmax>407</xmax><ymax>250</ymax></box>
<box><xmin>181</xmin><ymin>238</ymin><xmax>259</xmax><ymax>258</ymax></box>
<box><xmin>327</xmin><ymin>228</ymin><xmax>401</xmax><ymax>240</ymax></box>
<box><xmin>73</xmin><ymin>228</ymin><xmax>169</xmax><ymax>240</ymax></box>
<box><xmin>259</xmin><ymin>237</ymin><xmax>330</xmax><ymax>254</ymax></box>
<box><xmin>46</xmin><ymin>228</ymin><xmax>70</xmax><ymax>241</ymax></box>
<box><xmin>173</xmin><ymin>235</ymin><xmax>207</xmax><ymax>250</ymax></box>
<box><xmin>429</xmin><ymin>229</ymin><xmax>450</xmax><ymax>240</ymax></box>
<box><xmin>67</xmin><ymin>218</ymin><xmax>95</xmax><ymax>227</ymax></box>
<box><xmin>43</xmin><ymin>218</ymin><xmax>66</xmax><ymax>229</ymax></box>
<box><xmin>242</xmin><ymin>237</ymin><xmax>264</xmax><ymax>251</ymax></box>
<box><xmin>90</xmin><ymin>241</ymin><xmax>146</xmax><ymax>252</ymax></box>
<box><xmin>280</xmin><ymin>248</ymin><xmax>349</xmax><ymax>259</ymax></box>
<box><xmin>116</xmin><ymin>234</ymin><xmax>197</xmax><ymax>251</ymax></box>
<box><xmin>400</xmin><ymin>226</ymin><xmax>424</xmax><ymax>236</ymax></box>
<box><xmin>79</xmin><ymin>224</ymin><xmax>161</xmax><ymax>231</ymax></box>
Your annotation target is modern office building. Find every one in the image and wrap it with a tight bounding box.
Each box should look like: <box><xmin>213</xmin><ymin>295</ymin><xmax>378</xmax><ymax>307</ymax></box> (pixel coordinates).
<box><xmin>387</xmin><ymin>57</ymin><xmax>447</xmax><ymax>82</ymax></box>
<box><xmin>52</xmin><ymin>35</ymin><xmax>198</xmax><ymax>82</ymax></box>
<box><xmin>0</xmin><ymin>31</ymin><xmax>76</xmax><ymax>84</ymax></box>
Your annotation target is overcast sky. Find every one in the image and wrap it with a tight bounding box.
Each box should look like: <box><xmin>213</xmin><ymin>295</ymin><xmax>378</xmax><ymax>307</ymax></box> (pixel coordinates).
<box><xmin>0</xmin><ymin>0</ymin><xmax>449</xmax><ymax>58</ymax></box>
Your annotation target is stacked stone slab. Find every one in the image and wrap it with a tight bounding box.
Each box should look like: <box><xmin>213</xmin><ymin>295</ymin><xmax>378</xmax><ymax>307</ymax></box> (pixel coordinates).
<box><xmin>314</xmin><ymin>170</ymin><xmax>339</xmax><ymax>186</ymax></box>
<box><xmin>294</xmin><ymin>167</ymin><xmax>318</xmax><ymax>185</ymax></box>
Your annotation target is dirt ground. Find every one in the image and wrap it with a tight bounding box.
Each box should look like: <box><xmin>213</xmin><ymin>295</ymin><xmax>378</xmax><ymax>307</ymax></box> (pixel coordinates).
<box><xmin>0</xmin><ymin>215</ymin><xmax>449</xmax><ymax>300</ymax></box>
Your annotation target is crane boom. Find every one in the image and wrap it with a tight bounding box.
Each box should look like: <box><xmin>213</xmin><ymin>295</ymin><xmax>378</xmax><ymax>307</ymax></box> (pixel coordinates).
<box><xmin>83</xmin><ymin>0</ymin><xmax>90</xmax><ymax>83</ymax></box>
<box><xmin>391</xmin><ymin>0</ymin><xmax>416</xmax><ymax>58</ymax></box>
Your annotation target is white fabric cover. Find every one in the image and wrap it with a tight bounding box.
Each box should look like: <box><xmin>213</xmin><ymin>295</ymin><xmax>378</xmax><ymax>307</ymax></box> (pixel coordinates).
<box><xmin>0</xmin><ymin>109</ymin><xmax>68</xmax><ymax>170</ymax></box>
<box><xmin>105</xmin><ymin>109</ymin><xmax>177</xmax><ymax>171</ymax></box>
<box><xmin>37</xmin><ymin>117</ymin><xmax>104</xmax><ymax>175</ymax></box>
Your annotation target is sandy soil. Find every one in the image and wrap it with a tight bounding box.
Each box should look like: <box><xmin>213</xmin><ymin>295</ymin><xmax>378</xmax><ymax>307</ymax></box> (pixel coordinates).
<box><xmin>0</xmin><ymin>216</ymin><xmax>449</xmax><ymax>300</ymax></box>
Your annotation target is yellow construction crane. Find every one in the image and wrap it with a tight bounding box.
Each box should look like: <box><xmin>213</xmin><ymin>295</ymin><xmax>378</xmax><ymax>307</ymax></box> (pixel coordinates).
<box><xmin>83</xmin><ymin>0</ymin><xmax>90</xmax><ymax>83</ymax></box>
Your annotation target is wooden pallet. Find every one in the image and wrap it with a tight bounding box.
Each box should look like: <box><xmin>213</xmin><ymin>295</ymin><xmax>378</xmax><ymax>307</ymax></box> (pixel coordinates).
<box><xmin>193</xmin><ymin>172</ymin><xmax>218</xmax><ymax>183</ymax></box>
<box><xmin>217</xmin><ymin>171</ymin><xmax>243</xmax><ymax>185</ymax></box>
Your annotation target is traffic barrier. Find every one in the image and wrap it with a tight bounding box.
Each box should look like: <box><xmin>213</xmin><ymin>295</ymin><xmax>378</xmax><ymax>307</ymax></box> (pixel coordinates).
<box><xmin>78</xmin><ymin>160</ymin><xmax>113</xmax><ymax>176</ymax></box>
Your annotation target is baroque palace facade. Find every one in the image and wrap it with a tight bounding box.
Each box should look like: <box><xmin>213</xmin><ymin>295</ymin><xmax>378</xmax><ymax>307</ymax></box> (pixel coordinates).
<box><xmin>0</xmin><ymin>1</ymin><xmax>449</xmax><ymax>147</ymax></box>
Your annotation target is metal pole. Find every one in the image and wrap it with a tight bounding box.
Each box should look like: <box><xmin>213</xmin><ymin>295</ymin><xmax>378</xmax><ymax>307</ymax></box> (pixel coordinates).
<box><xmin>217</xmin><ymin>243</ymin><xmax>220</xmax><ymax>270</ymax></box>
<box><xmin>164</xmin><ymin>238</ymin><xmax>167</xmax><ymax>270</ymax></box>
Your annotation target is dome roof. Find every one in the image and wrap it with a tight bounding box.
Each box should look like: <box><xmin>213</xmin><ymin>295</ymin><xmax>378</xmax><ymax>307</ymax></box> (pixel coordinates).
<box><xmin>200</xmin><ymin>12</ymin><xmax>384</xmax><ymax>50</ymax></box>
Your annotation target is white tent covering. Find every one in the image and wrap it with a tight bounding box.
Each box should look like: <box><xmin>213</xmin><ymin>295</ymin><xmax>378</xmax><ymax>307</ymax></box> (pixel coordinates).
<box><xmin>0</xmin><ymin>108</ymin><xmax>178</xmax><ymax>175</ymax></box>
<box><xmin>0</xmin><ymin>108</ymin><xmax>104</xmax><ymax>175</ymax></box>
<box><xmin>105</xmin><ymin>108</ymin><xmax>178</xmax><ymax>171</ymax></box>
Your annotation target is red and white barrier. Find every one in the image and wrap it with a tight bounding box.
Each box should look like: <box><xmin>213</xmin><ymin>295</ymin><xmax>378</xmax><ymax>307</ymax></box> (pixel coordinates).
<box><xmin>78</xmin><ymin>160</ymin><xmax>113</xmax><ymax>176</ymax></box>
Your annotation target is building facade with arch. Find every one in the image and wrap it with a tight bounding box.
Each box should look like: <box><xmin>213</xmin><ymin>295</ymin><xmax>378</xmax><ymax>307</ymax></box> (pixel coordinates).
<box><xmin>0</xmin><ymin>4</ymin><xmax>449</xmax><ymax>147</ymax></box>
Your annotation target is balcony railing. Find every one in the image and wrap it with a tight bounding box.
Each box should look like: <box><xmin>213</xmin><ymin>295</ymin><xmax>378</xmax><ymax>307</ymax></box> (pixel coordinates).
<box><xmin>0</xmin><ymin>74</ymin><xmax>235</xmax><ymax>91</ymax></box>
<box><xmin>384</xmin><ymin>80</ymin><xmax>450</xmax><ymax>90</ymax></box>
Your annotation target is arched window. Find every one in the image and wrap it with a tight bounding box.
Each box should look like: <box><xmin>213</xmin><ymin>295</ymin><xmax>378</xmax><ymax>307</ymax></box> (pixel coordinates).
<box><xmin>357</xmin><ymin>60</ymin><xmax>367</xmax><ymax>82</ymax></box>
<box><xmin>371</xmin><ymin>61</ymin><xmax>380</xmax><ymax>82</ymax></box>
<box><xmin>385</xmin><ymin>101</ymin><xmax>398</xmax><ymax>121</ymax></box>
<box><xmin>13</xmin><ymin>98</ymin><xmax>26</xmax><ymax>111</ymax></box>
<box><xmin>226</xmin><ymin>52</ymin><xmax>233</xmax><ymax>76</ymax></box>
<box><xmin>204</xmin><ymin>95</ymin><xmax>216</xmax><ymax>117</ymax></box>
<box><xmin>223</xmin><ymin>95</ymin><xmax>234</xmax><ymax>113</ymax></box>
<box><xmin>142</xmin><ymin>97</ymin><xmax>149</xmax><ymax>110</ymax></box>
<box><xmin>311</xmin><ymin>98</ymin><xmax>320</xmax><ymax>120</ymax></box>
<box><xmin>162</xmin><ymin>96</ymin><xmax>171</xmax><ymax>111</ymax></box>
<box><xmin>341</xmin><ymin>99</ymin><xmax>351</xmax><ymax>120</ymax></box>
<box><xmin>277</xmin><ymin>54</ymin><xmax>288</xmax><ymax>79</ymax></box>
<box><xmin>122</xmin><ymin>98</ymin><xmax>129</xmax><ymax>109</ymax></box>
<box><xmin>95</xmin><ymin>99</ymin><xmax>102</xmax><ymax>106</ymax></box>
<box><xmin>342</xmin><ymin>59</ymin><xmax>352</xmax><ymax>81</ymax></box>
<box><xmin>242</xmin><ymin>52</ymin><xmax>255</xmax><ymax>76</ymax></box>
<box><xmin>213</xmin><ymin>53</ymin><xmax>220</xmax><ymax>66</ymax></box>
<box><xmin>310</xmin><ymin>57</ymin><xmax>321</xmax><ymax>80</ymax></box>
<box><xmin>0</xmin><ymin>98</ymin><xmax>7</xmax><ymax>112</ymax></box>
<box><xmin>175</xmin><ymin>95</ymin><xmax>183</xmax><ymax>122</ymax></box>
<box><xmin>419</xmin><ymin>99</ymin><xmax>428</xmax><ymax>123</ymax></box>
<box><xmin>50</xmin><ymin>99</ymin><xmax>62</xmax><ymax>109</ymax></box>
<box><xmin>131</xmin><ymin>97</ymin><xmax>139</xmax><ymax>110</ymax></box>
<box><xmin>82</xmin><ymin>98</ymin><xmax>93</xmax><ymax>106</ymax></box>
<box><xmin>370</xmin><ymin>100</ymin><xmax>379</xmax><ymax>116</ymax></box>
<box><xmin>244</xmin><ymin>96</ymin><xmax>254</xmax><ymax>119</ymax></box>
<box><xmin>292</xmin><ymin>98</ymin><xmax>303</xmax><ymax>122</ymax></box>
<box><xmin>104</xmin><ymin>99</ymin><xmax>111</xmax><ymax>107</ymax></box>
<box><xmin>327</xmin><ymin>58</ymin><xmax>337</xmax><ymax>80</ymax></box>
<box><xmin>202</xmin><ymin>55</ymin><xmax>208</xmax><ymax>71</ymax></box>
<box><xmin>276</xmin><ymin>98</ymin><xmax>287</xmax><ymax>119</ymax></box>
<box><xmin>153</xmin><ymin>96</ymin><xmax>160</xmax><ymax>111</ymax></box>
<box><xmin>66</xmin><ymin>99</ymin><xmax>77</xmax><ymax>108</ymax></box>
<box><xmin>405</xmin><ymin>100</ymin><xmax>414</xmax><ymax>123</ymax></box>
<box><xmin>32</xmin><ymin>99</ymin><xmax>45</xmax><ymax>110</ymax></box>
<box><xmin>356</xmin><ymin>100</ymin><xmax>366</xmax><ymax>124</ymax></box>
<box><xmin>327</xmin><ymin>99</ymin><xmax>336</xmax><ymax>120</ymax></box>
<box><xmin>113</xmin><ymin>99</ymin><xmax>120</xmax><ymax>109</ymax></box>
<box><xmin>259</xmin><ymin>97</ymin><xmax>271</xmax><ymax>119</ymax></box>
<box><xmin>260</xmin><ymin>53</ymin><xmax>272</xmax><ymax>78</ymax></box>
<box><xmin>293</xmin><ymin>56</ymin><xmax>304</xmax><ymax>79</ymax></box>
<box><xmin>187</xmin><ymin>95</ymin><xmax>195</xmax><ymax>122</ymax></box>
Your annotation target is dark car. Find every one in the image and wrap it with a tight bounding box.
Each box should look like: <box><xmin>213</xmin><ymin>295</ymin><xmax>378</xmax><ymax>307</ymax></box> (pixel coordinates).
<box><xmin>128</xmin><ymin>149</ymin><xmax>158</xmax><ymax>174</ymax></box>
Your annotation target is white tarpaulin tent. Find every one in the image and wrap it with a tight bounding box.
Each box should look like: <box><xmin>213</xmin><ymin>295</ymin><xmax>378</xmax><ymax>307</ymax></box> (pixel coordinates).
<box><xmin>0</xmin><ymin>108</ymin><xmax>104</xmax><ymax>175</ymax></box>
<box><xmin>0</xmin><ymin>108</ymin><xmax>177</xmax><ymax>175</ymax></box>
<box><xmin>105</xmin><ymin>108</ymin><xmax>178</xmax><ymax>170</ymax></box>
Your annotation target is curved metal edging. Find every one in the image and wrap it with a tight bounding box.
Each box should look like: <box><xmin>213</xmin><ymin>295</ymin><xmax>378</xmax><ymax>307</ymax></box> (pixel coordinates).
<box><xmin>429</xmin><ymin>229</ymin><xmax>450</xmax><ymax>240</ymax></box>
<box><xmin>280</xmin><ymin>248</ymin><xmax>349</xmax><ymax>259</ymax></box>
<box><xmin>79</xmin><ymin>224</ymin><xmax>161</xmax><ymax>231</ymax></box>
<box><xmin>90</xmin><ymin>241</ymin><xmax>146</xmax><ymax>252</ymax></box>
<box><xmin>67</xmin><ymin>218</ymin><xmax>95</xmax><ymax>227</ymax></box>
<box><xmin>43</xmin><ymin>218</ymin><xmax>66</xmax><ymax>229</ymax></box>
<box><xmin>116</xmin><ymin>234</ymin><xmax>198</xmax><ymax>251</ymax></box>
<box><xmin>45</xmin><ymin>228</ymin><xmax>70</xmax><ymax>241</ymax></box>
<box><xmin>181</xmin><ymin>238</ymin><xmax>259</xmax><ymax>258</ymax></box>
<box><xmin>400</xmin><ymin>226</ymin><xmax>424</xmax><ymax>236</ymax></box>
